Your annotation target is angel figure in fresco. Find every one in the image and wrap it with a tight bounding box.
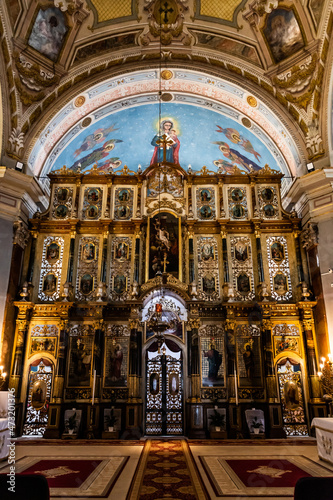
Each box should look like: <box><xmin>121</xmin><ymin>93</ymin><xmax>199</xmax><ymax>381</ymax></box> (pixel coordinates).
<box><xmin>216</xmin><ymin>126</ymin><xmax>262</xmax><ymax>162</ymax></box>
<box><xmin>213</xmin><ymin>159</ymin><xmax>235</xmax><ymax>174</ymax></box>
<box><xmin>74</xmin><ymin>124</ymin><xmax>119</xmax><ymax>157</ymax></box>
<box><xmin>70</xmin><ymin>139</ymin><xmax>123</xmax><ymax>172</ymax></box>
<box><xmin>212</xmin><ymin>141</ymin><xmax>261</xmax><ymax>172</ymax></box>
<box><xmin>150</xmin><ymin>119</ymin><xmax>180</xmax><ymax>165</ymax></box>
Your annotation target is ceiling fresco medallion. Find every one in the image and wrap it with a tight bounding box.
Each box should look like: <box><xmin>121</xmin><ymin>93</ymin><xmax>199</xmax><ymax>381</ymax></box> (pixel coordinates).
<box><xmin>161</xmin><ymin>70</ymin><xmax>174</xmax><ymax>80</ymax></box>
<box><xmin>247</xmin><ymin>96</ymin><xmax>258</xmax><ymax>107</ymax></box>
<box><xmin>74</xmin><ymin>96</ymin><xmax>86</xmax><ymax>107</ymax></box>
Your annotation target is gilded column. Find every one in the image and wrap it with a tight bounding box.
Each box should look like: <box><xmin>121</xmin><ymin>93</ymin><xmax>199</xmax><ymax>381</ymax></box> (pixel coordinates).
<box><xmin>188</xmin><ymin>318</ymin><xmax>201</xmax><ymax>402</ymax></box>
<box><xmin>299</xmin><ymin>302</ymin><xmax>321</xmax><ymax>400</ymax></box>
<box><xmin>225</xmin><ymin>317</ymin><xmax>236</xmax><ymax>399</ymax></box>
<box><xmin>128</xmin><ymin>318</ymin><xmax>142</xmax><ymax>402</ymax></box>
<box><xmin>10</xmin><ymin>302</ymin><xmax>33</xmax><ymax>399</ymax></box>
<box><xmin>262</xmin><ymin>317</ymin><xmax>277</xmax><ymax>400</ymax></box>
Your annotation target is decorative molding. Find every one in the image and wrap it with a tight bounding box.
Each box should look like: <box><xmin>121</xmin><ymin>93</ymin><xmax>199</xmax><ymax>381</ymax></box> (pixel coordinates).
<box><xmin>13</xmin><ymin>220</ymin><xmax>30</xmax><ymax>249</ymax></box>
<box><xmin>301</xmin><ymin>222</ymin><xmax>318</xmax><ymax>250</ymax></box>
<box><xmin>273</xmin><ymin>323</ymin><xmax>299</xmax><ymax>336</ymax></box>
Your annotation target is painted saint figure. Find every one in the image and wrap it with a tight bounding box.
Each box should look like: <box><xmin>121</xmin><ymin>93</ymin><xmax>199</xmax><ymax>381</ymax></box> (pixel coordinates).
<box><xmin>243</xmin><ymin>343</ymin><xmax>255</xmax><ymax>379</ymax></box>
<box><xmin>110</xmin><ymin>344</ymin><xmax>123</xmax><ymax>382</ymax></box>
<box><xmin>203</xmin><ymin>343</ymin><xmax>222</xmax><ymax>382</ymax></box>
<box><xmin>150</xmin><ymin>120</ymin><xmax>180</xmax><ymax>165</ymax></box>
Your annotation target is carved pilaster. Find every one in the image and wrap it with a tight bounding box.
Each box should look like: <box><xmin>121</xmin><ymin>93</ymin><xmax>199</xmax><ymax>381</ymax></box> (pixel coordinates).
<box><xmin>299</xmin><ymin>302</ymin><xmax>320</xmax><ymax>399</ymax></box>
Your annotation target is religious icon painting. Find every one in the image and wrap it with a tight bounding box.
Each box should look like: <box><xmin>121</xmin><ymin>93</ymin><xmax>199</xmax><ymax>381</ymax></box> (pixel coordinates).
<box><xmin>28</xmin><ymin>7</ymin><xmax>68</xmax><ymax>62</ymax></box>
<box><xmin>263</xmin><ymin>7</ymin><xmax>305</xmax><ymax>63</ymax></box>
<box><xmin>284</xmin><ymin>380</ymin><xmax>300</xmax><ymax>410</ymax></box>
<box><xmin>237</xmin><ymin>273</ymin><xmax>251</xmax><ymax>296</ymax></box>
<box><xmin>234</xmin><ymin>241</ymin><xmax>248</xmax><ymax>262</ymax></box>
<box><xmin>80</xmin><ymin>273</ymin><xmax>94</xmax><ymax>295</ymax></box>
<box><xmin>117</xmin><ymin>205</ymin><xmax>129</xmax><ymax>219</ymax></box>
<box><xmin>231</xmin><ymin>188</ymin><xmax>244</xmax><ymax>202</ymax></box>
<box><xmin>200</xmin><ymin>188</ymin><xmax>212</xmax><ymax>203</ymax></box>
<box><xmin>270</xmin><ymin>241</ymin><xmax>285</xmax><ymax>263</ymax></box>
<box><xmin>31</xmin><ymin>380</ymin><xmax>47</xmax><ymax>410</ymax></box>
<box><xmin>200</xmin><ymin>205</ymin><xmax>213</xmax><ymax>219</ymax></box>
<box><xmin>150</xmin><ymin>373</ymin><xmax>160</xmax><ymax>395</ymax></box>
<box><xmin>201</xmin><ymin>243</ymin><xmax>215</xmax><ymax>261</ymax></box>
<box><xmin>43</xmin><ymin>273</ymin><xmax>57</xmax><ymax>294</ymax></box>
<box><xmin>169</xmin><ymin>372</ymin><xmax>179</xmax><ymax>396</ymax></box>
<box><xmin>202</xmin><ymin>275</ymin><xmax>216</xmax><ymax>295</ymax></box>
<box><xmin>201</xmin><ymin>337</ymin><xmax>224</xmax><ymax>387</ymax></box>
<box><xmin>232</xmin><ymin>204</ymin><xmax>245</xmax><ymax>218</ymax></box>
<box><xmin>68</xmin><ymin>336</ymin><xmax>93</xmax><ymax>387</ymax></box>
<box><xmin>86</xmin><ymin>205</ymin><xmax>99</xmax><ymax>219</ymax></box>
<box><xmin>263</xmin><ymin>204</ymin><xmax>275</xmax><ymax>217</ymax></box>
<box><xmin>46</xmin><ymin>243</ymin><xmax>60</xmax><ymax>263</ymax></box>
<box><xmin>237</xmin><ymin>336</ymin><xmax>262</xmax><ymax>387</ymax></box>
<box><xmin>261</xmin><ymin>187</ymin><xmax>274</xmax><ymax>202</ymax></box>
<box><xmin>54</xmin><ymin>204</ymin><xmax>68</xmax><ymax>218</ymax></box>
<box><xmin>87</xmin><ymin>188</ymin><xmax>100</xmax><ymax>203</ymax></box>
<box><xmin>57</xmin><ymin>187</ymin><xmax>68</xmax><ymax>202</ymax></box>
<box><xmin>118</xmin><ymin>189</ymin><xmax>130</xmax><ymax>202</ymax></box>
<box><xmin>115</xmin><ymin>242</ymin><xmax>129</xmax><ymax>260</ymax></box>
<box><xmin>113</xmin><ymin>275</ymin><xmax>127</xmax><ymax>294</ymax></box>
<box><xmin>273</xmin><ymin>272</ymin><xmax>288</xmax><ymax>295</ymax></box>
<box><xmin>149</xmin><ymin>212</ymin><xmax>179</xmax><ymax>279</ymax></box>
<box><xmin>30</xmin><ymin>337</ymin><xmax>56</xmax><ymax>356</ymax></box>
<box><xmin>104</xmin><ymin>337</ymin><xmax>128</xmax><ymax>387</ymax></box>
<box><xmin>81</xmin><ymin>242</ymin><xmax>96</xmax><ymax>262</ymax></box>
<box><xmin>274</xmin><ymin>336</ymin><xmax>300</xmax><ymax>356</ymax></box>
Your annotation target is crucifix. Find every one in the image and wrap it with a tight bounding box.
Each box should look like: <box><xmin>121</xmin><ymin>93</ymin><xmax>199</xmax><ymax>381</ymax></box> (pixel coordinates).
<box><xmin>159</xmin><ymin>1</ymin><xmax>174</xmax><ymax>23</ymax></box>
<box><xmin>162</xmin><ymin>252</ymin><xmax>169</xmax><ymax>273</ymax></box>
<box><xmin>155</xmin><ymin>133</ymin><xmax>174</xmax><ymax>163</ymax></box>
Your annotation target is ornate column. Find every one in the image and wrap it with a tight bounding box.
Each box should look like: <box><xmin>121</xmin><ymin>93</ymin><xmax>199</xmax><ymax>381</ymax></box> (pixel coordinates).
<box><xmin>10</xmin><ymin>302</ymin><xmax>33</xmax><ymax>435</ymax></box>
<box><xmin>255</xmin><ymin>225</ymin><xmax>265</xmax><ymax>285</ymax></box>
<box><xmin>261</xmin><ymin>314</ymin><xmax>277</xmax><ymax>400</ymax></box>
<box><xmin>221</xmin><ymin>229</ymin><xmax>229</xmax><ymax>284</ymax></box>
<box><xmin>44</xmin><ymin>310</ymin><xmax>71</xmax><ymax>439</ymax></box>
<box><xmin>188</xmin><ymin>318</ymin><xmax>201</xmax><ymax>402</ymax></box>
<box><xmin>301</xmin><ymin>223</ymin><xmax>329</xmax><ymax>356</ymax></box>
<box><xmin>128</xmin><ymin>318</ymin><xmax>142</xmax><ymax>402</ymax></box>
<box><xmin>299</xmin><ymin>302</ymin><xmax>321</xmax><ymax>400</ymax></box>
<box><xmin>1</xmin><ymin>221</ymin><xmax>30</xmax><ymax>387</ymax></box>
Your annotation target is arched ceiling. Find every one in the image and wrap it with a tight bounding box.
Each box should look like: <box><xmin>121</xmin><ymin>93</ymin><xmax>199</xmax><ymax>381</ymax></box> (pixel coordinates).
<box><xmin>1</xmin><ymin>0</ymin><xmax>333</xmax><ymax>188</ymax></box>
<box><xmin>31</xmin><ymin>69</ymin><xmax>300</xmax><ymax>184</ymax></box>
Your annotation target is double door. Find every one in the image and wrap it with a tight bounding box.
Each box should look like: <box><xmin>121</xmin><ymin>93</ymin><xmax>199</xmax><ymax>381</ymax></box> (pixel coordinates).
<box><xmin>145</xmin><ymin>351</ymin><xmax>183</xmax><ymax>435</ymax></box>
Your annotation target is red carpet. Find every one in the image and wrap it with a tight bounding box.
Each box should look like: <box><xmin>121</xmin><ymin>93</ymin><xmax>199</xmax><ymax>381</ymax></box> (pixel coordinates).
<box><xmin>2</xmin><ymin>455</ymin><xmax>129</xmax><ymax>497</ymax></box>
<box><xmin>225</xmin><ymin>459</ymin><xmax>311</xmax><ymax>488</ymax></box>
<box><xmin>22</xmin><ymin>459</ymin><xmax>103</xmax><ymax>488</ymax></box>
<box><xmin>198</xmin><ymin>455</ymin><xmax>333</xmax><ymax>497</ymax></box>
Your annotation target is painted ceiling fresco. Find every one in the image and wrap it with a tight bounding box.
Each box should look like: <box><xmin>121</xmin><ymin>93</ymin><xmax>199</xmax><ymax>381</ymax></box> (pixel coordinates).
<box><xmin>51</xmin><ymin>103</ymin><xmax>280</xmax><ymax>175</ymax></box>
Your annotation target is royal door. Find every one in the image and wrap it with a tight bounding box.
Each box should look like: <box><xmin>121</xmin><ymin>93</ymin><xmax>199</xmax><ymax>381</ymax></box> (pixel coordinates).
<box><xmin>145</xmin><ymin>344</ymin><xmax>183</xmax><ymax>435</ymax></box>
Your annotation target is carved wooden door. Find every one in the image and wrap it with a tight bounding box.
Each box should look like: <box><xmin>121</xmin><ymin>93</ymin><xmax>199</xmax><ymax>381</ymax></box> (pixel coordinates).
<box><xmin>145</xmin><ymin>351</ymin><xmax>183</xmax><ymax>435</ymax></box>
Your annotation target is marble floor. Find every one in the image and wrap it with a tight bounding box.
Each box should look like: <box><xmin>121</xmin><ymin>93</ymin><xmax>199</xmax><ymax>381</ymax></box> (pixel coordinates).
<box><xmin>0</xmin><ymin>438</ymin><xmax>331</xmax><ymax>499</ymax></box>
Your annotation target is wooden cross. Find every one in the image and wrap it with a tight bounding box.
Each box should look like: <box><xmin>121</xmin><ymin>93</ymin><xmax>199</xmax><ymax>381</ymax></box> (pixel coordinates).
<box><xmin>155</xmin><ymin>133</ymin><xmax>174</xmax><ymax>163</ymax></box>
<box><xmin>162</xmin><ymin>252</ymin><xmax>169</xmax><ymax>273</ymax></box>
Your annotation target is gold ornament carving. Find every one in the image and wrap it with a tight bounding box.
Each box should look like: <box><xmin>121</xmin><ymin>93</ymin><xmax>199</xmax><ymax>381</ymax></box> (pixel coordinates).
<box><xmin>225</xmin><ymin>319</ymin><xmax>236</xmax><ymax>331</ymax></box>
